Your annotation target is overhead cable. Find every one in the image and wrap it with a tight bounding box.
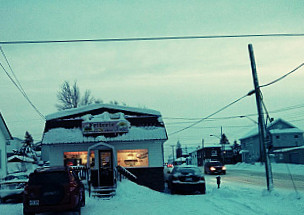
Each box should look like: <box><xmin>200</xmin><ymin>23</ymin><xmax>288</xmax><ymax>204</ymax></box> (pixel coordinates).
<box><xmin>1</xmin><ymin>33</ymin><xmax>304</xmax><ymax>45</ymax></box>
<box><xmin>168</xmin><ymin>92</ymin><xmax>252</xmax><ymax>136</ymax></box>
<box><xmin>260</xmin><ymin>62</ymin><xmax>304</xmax><ymax>88</ymax></box>
<box><xmin>0</xmin><ymin>47</ymin><xmax>45</xmax><ymax>120</ymax></box>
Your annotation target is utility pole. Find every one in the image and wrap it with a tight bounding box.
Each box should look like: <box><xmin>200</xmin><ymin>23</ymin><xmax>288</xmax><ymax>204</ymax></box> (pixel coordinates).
<box><xmin>170</xmin><ymin>145</ymin><xmax>175</xmax><ymax>163</ymax></box>
<box><xmin>248</xmin><ymin>44</ymin><xmax>273</xmax><ymax>191</ymax></box>
<box><xmin>220</xmin><ymin>126</ymin><xmax>225</xmax><ymax>164</ymax></box>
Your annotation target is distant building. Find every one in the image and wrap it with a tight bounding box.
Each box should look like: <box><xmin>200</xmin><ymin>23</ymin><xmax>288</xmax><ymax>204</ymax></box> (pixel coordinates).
<box><xmin>6</xmin><ymin>137</ymin><xmax>23</xmax><ymax>157</ymax></box>
<box><xmin>273</xmin><ymin>146</ymin><xmax>304</xmax><ymax>164</ymax></box>
<box><xmin>240</xmin><ymin>119</ymin><xmax>304</xmax><ymax>163</ymax></box>
<box><xmin>0</xmin><ymin>113</ymin><xmax>13</xmax><ymax>179</ymax></box>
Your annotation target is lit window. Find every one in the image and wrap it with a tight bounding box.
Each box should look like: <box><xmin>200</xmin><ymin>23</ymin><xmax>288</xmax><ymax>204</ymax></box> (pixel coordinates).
<box><xmin>64</xmin><ymin>151</ymin><xmax>95</xmax><ymax>167</ymax></box>
<box><xmin>117</xmin><ymin>149</ymin><xmax>148</xmax><ymax>168</ymax></box>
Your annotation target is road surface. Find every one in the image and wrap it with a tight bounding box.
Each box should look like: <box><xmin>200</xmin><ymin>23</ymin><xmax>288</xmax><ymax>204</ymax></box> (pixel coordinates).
<box><xmin>206</xmin><ymin>169</ymin><xmax>304</xmax><ymax>192</ymax></box>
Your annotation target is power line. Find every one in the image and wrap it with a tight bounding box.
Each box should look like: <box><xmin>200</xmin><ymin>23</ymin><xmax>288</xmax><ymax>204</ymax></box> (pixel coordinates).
<box><xmin>168</xmin><ymin>91</ymin><xmax>253</xmax><ymax>136</ymax></box>
<box><xmin>1</xmin><ymin>33</ymin><xmax>304</xmax><ymax>45</ymax></box>
<box><xmin>0</xmin><ymin>47</ymin><xmax>45</xmax><ymax>120</ymax></box>
<box><xmin>260</xmin><ymin>62</ymin><xmax>304</xmax><ymax>88</ymax></box>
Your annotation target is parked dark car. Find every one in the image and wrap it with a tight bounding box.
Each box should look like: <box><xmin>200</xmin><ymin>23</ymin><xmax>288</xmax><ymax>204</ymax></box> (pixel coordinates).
<box><xmin>23</xmin><ymin>166</ymin><xmax>85</xmax><ymax>215</ymax></box>
<box><xmin>204</xmin><ymin>161</ymin><xmax>226</xmax><ymax>175</ymax></box>
<box><xmin>168</xmin><ymin>165</ymin><xmax>206</xmax><ymax>194</ymax></box>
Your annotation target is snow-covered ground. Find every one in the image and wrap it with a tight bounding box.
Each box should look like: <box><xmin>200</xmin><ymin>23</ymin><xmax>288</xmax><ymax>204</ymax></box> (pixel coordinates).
<box><xmin>0</xmin><ymin>163</ymin><xmax>303</xmax><ymax>215</ymax></box>
<box><xmin>227</xmin><ymin>162</ymin><xmax>304</xmax><ymax>176</ymax></box>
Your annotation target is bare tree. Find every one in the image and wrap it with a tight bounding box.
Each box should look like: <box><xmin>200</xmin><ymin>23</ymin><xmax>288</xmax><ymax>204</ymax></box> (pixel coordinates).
<box><xmin>56</xmin><ymin>80</ymin><xmax>101</xmax><ymax>111</ymax></box>
<box><xmin>56</xmin><ymin>81</ymin><xmax>80</xmax><ymax>110</ymax></box>
<box><xmin>80</xmin><ymin>89</ymin><xmax>95</xmax><ymax>106</ymax></box>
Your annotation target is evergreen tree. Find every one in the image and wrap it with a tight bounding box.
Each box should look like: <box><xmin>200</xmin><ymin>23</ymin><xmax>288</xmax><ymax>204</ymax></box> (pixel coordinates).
<box><xmin>19</xmin><ymin>131</ymin><xmax>37</xmax><ymax>161</ymax></box>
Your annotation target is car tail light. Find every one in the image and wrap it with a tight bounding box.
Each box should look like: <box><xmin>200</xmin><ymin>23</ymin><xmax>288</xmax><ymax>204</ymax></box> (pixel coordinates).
<box><xmin>24</xmin><ymin>184</ymin><xmax>29</xmax><ymax>195</ymax></box>
<box><xmin>69</xmin><ymin>182</ymin><xmax>77</xmax><ymax>192</ymax></box>
<box><xmin>200</xmin><ymin>176</ymin><xmax>205</xmax><ymax>181</ymax></box>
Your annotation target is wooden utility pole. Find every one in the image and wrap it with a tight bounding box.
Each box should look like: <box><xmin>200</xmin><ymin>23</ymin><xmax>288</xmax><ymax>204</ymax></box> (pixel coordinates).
<box><xmin>248</xmin><ymin>44</ymin><xmax>273</xmax><ymax>191</ymax></box>
<box><xmin>170</xmin><ymin>145</ymin><xmax>175</xmax><ymax>163</ymax></box>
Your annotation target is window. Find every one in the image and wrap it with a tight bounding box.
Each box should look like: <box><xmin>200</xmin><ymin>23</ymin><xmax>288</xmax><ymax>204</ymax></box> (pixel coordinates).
<box><xmin>276</xmin><ymin>135</ymin><xmax>280</xmax><ymax>139</ymax></box>
<box><xmin>117</xmin><ymin>149</ymin><xmax>148</xmax><ymax>167</ymax></box>
<box><xmin>294</xmin><ymin>135</ymin><xmax>299</xmax><ymax>139</ymax></box>
<box><xmin>64</xmin><ymin>151</ymin><xmax>95</xmax><ymax>167</ymax></box>
<box><xmin>211</xmin><ymin>150</ymin><xmax>217</xmax><ymax>156</ymax></box>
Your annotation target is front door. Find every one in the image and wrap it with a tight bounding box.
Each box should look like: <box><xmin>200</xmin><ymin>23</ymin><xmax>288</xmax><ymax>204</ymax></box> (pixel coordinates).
<box><xmin>99</xmin><ymin>150</ymin><xmax>114</xmax><ymax>186</ymax></box>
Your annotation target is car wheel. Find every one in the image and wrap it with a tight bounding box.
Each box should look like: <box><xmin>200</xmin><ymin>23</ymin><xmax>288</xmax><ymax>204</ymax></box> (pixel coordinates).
<box><xmin>200</xmin><ymin>185</ymin><xmax>206</xmax><ymax>194</ymax></box>
<box><xmin>81</xmin><ymin>191</ymin><xmax>85</xmax><ymax>207</ymax></box>
<box><xmin>73</xmin><ymin>204</ymin><xmax>81</xmax><ymax>215</ymax></box>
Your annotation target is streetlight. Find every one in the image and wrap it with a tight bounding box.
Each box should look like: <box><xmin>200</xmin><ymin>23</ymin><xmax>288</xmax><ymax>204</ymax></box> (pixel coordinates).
<box><xmin>210</xmin><ymin>134</ymin><xmax>221</xmax><ymax>140</ymax></box>
<box><xmin>239</xmin><ymin>115</ymin><xmax>258</xmax><ymax>124</ymax></box>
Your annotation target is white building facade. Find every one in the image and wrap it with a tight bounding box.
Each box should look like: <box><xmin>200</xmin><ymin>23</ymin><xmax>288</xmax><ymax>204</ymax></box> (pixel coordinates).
<box><xmin>0</xmin><ymin>113</ymin><xmax>13</xmax><ymax>179</ymax></box>
<box><xmin>41</xmin><ymin>104</ymin><xmax>168</xmax><ymax>191</ymax></box>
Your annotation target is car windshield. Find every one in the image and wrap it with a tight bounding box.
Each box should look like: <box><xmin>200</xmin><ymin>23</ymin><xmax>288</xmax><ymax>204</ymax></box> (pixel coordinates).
<box><xmin>29</xmin><ymin>172</ymin><xmax>69</xmax><ymax>185</ymax></box>
<box><xmin>209</xmin><ymin>162</ymin><xmax>222</xmax><ymax>166</ymax></box>
<box><xmin>174</xmin><ymin>167</ymin><xmax>201</xmax><ymax>174</ymax></box>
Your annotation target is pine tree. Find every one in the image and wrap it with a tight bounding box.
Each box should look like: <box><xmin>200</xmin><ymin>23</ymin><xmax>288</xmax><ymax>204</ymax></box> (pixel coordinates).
<box><xmin>19</xmin><ymin>131</ymin><xmax>37</xmax><ymax>161</ymax></box>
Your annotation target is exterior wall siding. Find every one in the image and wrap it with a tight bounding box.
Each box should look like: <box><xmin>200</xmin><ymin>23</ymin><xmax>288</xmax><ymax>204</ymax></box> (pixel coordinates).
<box><xmin>0</xmin><ymin>131</ymin><xmax>7</xmax><ymax>178</ymax></box>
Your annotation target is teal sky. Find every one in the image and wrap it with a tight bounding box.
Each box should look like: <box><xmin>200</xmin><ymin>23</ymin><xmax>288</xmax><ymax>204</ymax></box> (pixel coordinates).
<box><xmin>0</xmin><ymin>1</ymin><xmax>304</xmax><ymax>158</ymax></box>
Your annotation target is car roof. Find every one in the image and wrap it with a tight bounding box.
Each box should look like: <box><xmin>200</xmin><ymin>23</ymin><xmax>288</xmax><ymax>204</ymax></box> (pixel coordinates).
<box><xmin>33</xmin><ymin>166</ymin><xmax>70</xmax><ymax>174</ymax></box>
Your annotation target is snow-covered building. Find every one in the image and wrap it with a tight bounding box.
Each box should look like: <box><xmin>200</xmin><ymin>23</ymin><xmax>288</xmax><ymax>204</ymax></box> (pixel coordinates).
<box><xmin>240</xmin><ymin>119</ymin><xmax>304</xmax><ymax>163</ymax></box>
<box><xmin>41</xmin><ymin>104</ymin><xmax>168</xmax><ymax>191</ymax></box>
<box><xmin>6</xmin><ymin>137</ymin><xmax>23</xmax><ymax>157</ymax></box>
<box><xmin>273</xmin><ymin>146</ymin><xmax>304</xmax><ymax>164</ymax></box>
<box><xmin>0</xmin><ymin>113</ymin><xmax>13</xmax><ymax>179</ymax></box>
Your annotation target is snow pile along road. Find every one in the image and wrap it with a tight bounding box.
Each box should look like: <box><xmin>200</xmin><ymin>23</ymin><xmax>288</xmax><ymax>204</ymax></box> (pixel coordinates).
<box><xmin>80</xmin><ymin>179</ymin><xmax>303</xmax><ymax>215</ymax></box>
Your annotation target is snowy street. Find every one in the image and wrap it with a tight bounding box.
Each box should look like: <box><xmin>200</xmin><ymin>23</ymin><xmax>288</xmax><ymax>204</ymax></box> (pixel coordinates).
<box><xmin>1</xmin><ymin>163</ymin><xmax>304</xmax><ymax>215</ymax></box>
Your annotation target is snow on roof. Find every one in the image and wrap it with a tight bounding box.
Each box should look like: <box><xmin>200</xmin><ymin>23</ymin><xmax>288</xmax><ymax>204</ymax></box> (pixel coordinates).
<box><xmin>273</xmin><ymin>145</ymin><xmax>304</xmax><ymax>153</ymax></box>
<box><xmin>240</xmin><ymin>118</ymin><xmax>303</xmax><ymax>140</ymax></box>
<box><xmin>46</xmin><ymin>103</ymin><xmax>161</xmax><ymax>121</ymax></box>
<box><xmin>42</xmin><ymin>126</ymin><xmax>167</xmax><ymax>144</ymax></box>
<box><xmin>269</xmin><ymin>128</ymin><xmax>303</xmax><ymax>134</ymax></box>
<box><xmin>7</xmin><ymin>155</ymin><xmax>35</xmax><ymax>163</ymax></box>
<box><xmin>239</xmin><ymin>126</ymin><xmax>259</xmax><ymax>140</ymax></box>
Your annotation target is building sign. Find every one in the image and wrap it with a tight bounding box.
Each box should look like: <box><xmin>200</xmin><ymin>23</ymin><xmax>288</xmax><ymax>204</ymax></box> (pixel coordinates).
<box><xmin>117</xmin><ymin>149</ymin><xmax>148</xmax><ymax>167</ymax></box>
<box><xmin>82</xmin><ymin>120</ymin><xmax>129</xmax><ymax>135</ymax></box>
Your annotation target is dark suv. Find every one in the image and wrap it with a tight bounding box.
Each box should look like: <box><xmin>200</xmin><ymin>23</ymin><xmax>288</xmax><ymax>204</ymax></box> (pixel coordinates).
<box><xmin>23</xmin><ymin>166</ymin><xmax>85</xmax><ymax>215</ymax></box>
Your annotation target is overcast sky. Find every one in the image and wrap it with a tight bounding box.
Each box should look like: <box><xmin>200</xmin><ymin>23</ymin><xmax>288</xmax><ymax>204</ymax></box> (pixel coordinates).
<box><xmin>0</xmin><ymin>1</ymin><xmax>304</xmax><ymax>158</ymax></box>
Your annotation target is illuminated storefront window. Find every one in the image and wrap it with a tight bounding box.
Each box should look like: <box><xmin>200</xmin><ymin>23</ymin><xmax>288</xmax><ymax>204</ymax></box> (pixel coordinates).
<box><xmin>117</xmin><ymin>149</ymin><xmax>148</xmax><ymax>167</ymax></box>
<box><xmin>64</xmin><ymin>151</ymin><xmax>95</xmax><ymax>167</ymax></box>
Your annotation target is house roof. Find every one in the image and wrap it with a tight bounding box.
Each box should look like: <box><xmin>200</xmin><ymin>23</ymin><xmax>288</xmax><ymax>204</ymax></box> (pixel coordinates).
<box><xmin>0</xmin><ymin>112</ymin><xmax>13</xmax><ymax>140</ymax></box>
<box><xmin>239</xmin><ymin>118</ymin><xmax>303</xmax><ymax>140</ymax></box>
<box><xmin>42</xmin><ymin>126</ymin><xmax>167</xmax><ymax>144</ymax></box>
<box><xmin>42</xmin><ymin>105</ymin><xmax>167</xmax><ymax>144</ymax></box>
<box><xmin>46</xmin><ymin>103</ymin><xmax>161</xmax><ymax>121</ymax></box>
